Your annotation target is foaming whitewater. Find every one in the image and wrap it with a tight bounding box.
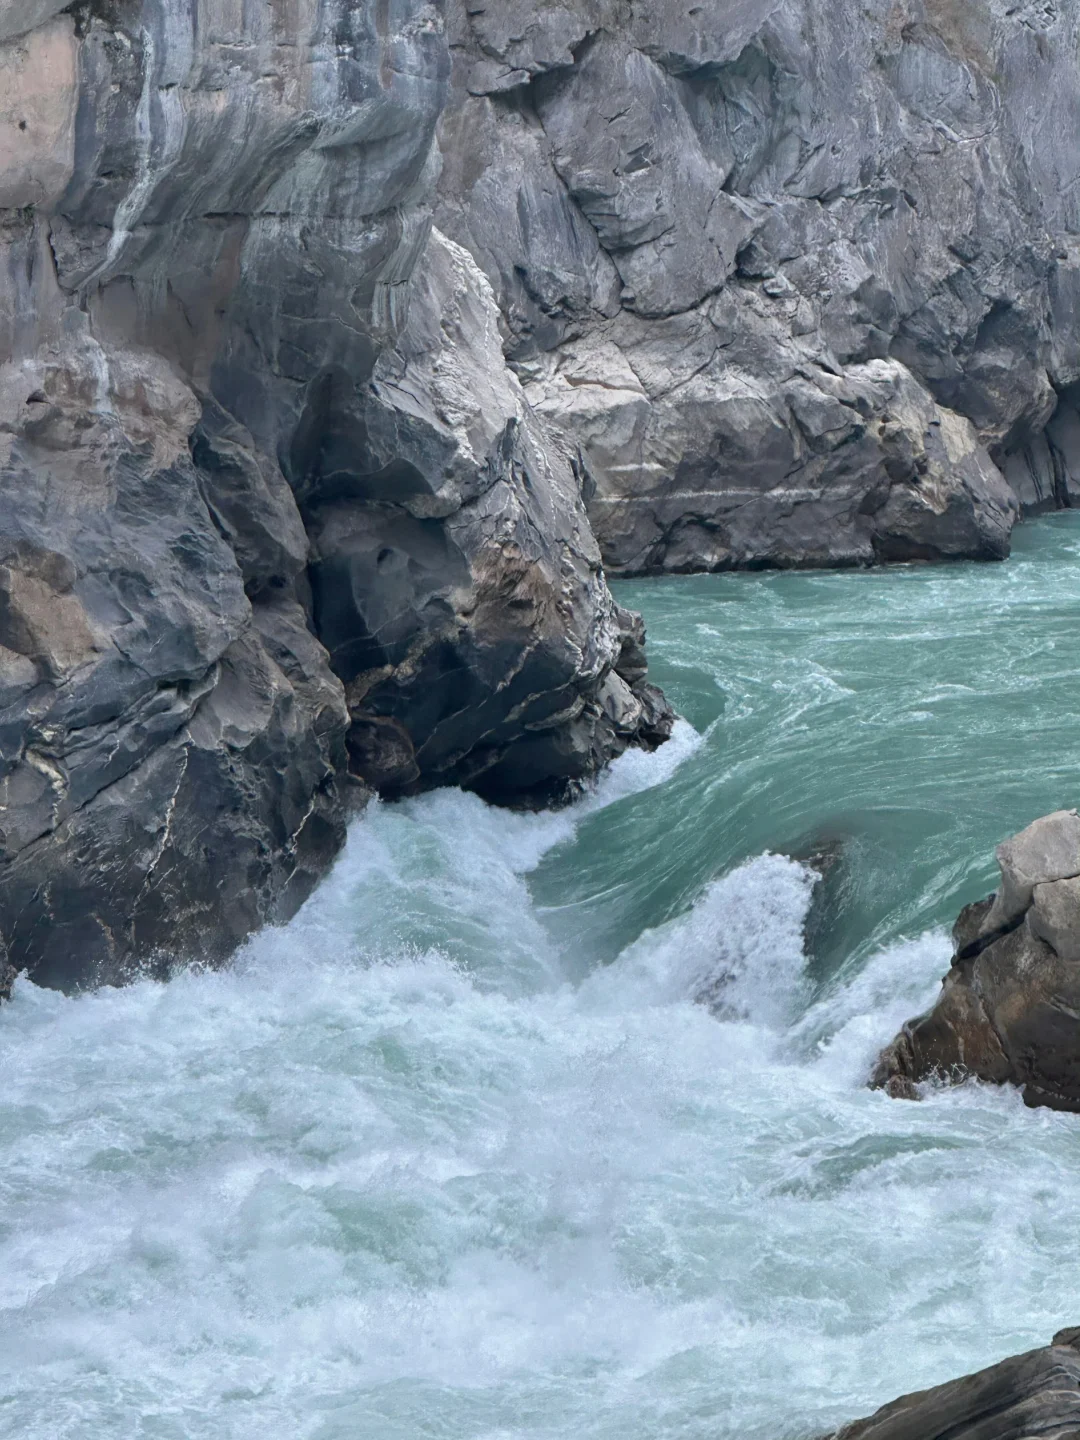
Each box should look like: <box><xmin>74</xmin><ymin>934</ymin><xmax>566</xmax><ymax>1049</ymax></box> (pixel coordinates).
<box><xmin>582</xmin><ymin>853</ymin><xmax>816</xmax><ymax>1024</ymax></box>
<box><xmin>9</xmin><ymin>517</ymin><xmax>1080</xmax><ymax>1439</ymax></box>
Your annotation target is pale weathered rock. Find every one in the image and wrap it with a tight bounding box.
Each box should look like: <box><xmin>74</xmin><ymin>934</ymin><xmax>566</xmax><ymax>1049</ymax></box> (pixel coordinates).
<box><xmin>830</xmin><ymin>1329</ymin><xmax>1080</xmax><ymax>1440</ymax></box>
<box><xmin>986</xmin><ymin>809</ymin><xmax>1080</xmax><ymax>929</ymax></box>
<box><xmin>1029</xmin><ymin>876</ymin><xmax>1080</xmax><ymax>966</ymax></box>
<box><xmin>0</xmin><ymin>14</ymin><xmax>76</xmax><ymax>209</ymax></box>
<box><xmin>873</xmin><ymin>812</ymin><xmax>1080</xmax><ymax>1111</ymax></box>
<box><xmin>0</xmin><ymin>0</ymin><xmax>70</xmax><ymax>45</ymax></box>
<box><xmin>303</xmin><ymin>228</ymin><xmax>673</xmax><ymax>803</ymax></box>
<box><xmin>526</xmin><ymin>338</ymin><xmax>1017</xmax><ymax>571</ymax></box>
<box><xmin>438</xmin><ymin>0</ymin><xmax>1080</xmax><ymax>573</ymax></box>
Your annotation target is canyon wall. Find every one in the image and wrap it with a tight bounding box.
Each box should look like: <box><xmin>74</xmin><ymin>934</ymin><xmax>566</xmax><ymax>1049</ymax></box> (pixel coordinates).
<box><xmin>439</xmin><ymin>0</ymin><xmax>1080</xmax><ymax>571</ymax></box>
<box><xmin>0</xmin><ymin>0</ymin><xmax>669</xmax><ymax>990</ymax></box>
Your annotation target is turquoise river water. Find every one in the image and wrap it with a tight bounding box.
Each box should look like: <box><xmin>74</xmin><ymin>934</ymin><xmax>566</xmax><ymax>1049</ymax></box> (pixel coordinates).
<box><xmin>6</xmin><ymin>513</ymin><xmax>1080</xmax><ymax>1438</ymax></box>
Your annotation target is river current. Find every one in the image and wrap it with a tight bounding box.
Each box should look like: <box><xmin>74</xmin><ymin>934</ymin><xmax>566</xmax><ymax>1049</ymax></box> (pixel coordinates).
<box><xmin>7</xmin><ymin>514</ymin><xmax>1080</xmax><ymax>1438</ymax></box>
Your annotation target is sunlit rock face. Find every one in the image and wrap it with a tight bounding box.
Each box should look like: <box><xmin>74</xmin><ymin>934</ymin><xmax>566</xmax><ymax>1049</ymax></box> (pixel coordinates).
<box><xmin>0</xmin><ymin>0</ymin><xmax>670</xmax><ymax>991</ymax></box>
<box><xmin>437</xmin><ymin>0</ymin><xmax>1080</xmax><ymax>572</ymax></box>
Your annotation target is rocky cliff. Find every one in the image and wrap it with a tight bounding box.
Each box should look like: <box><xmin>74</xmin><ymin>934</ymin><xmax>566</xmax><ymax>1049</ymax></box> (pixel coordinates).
<box><xmin>438</xmin><ymin>0</ymin><xmax>1080</xmax><ymax>572</ymax></box>
<box><xmin>0</xmin><ymin>0</ymin><xmax>670</xmax><ymax>991</ymax></box>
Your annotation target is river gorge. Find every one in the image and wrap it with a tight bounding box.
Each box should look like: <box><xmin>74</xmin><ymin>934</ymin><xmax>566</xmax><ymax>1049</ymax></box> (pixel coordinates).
<box><xmin>6</xmin><ymin>512</ymin><xmax>1080</xmax><ymax>1438</ymax></box>
<box><xmin>8</xmin><ymin>0</ymin><xmax>1080</xmax><ymax>1432</ymax></box>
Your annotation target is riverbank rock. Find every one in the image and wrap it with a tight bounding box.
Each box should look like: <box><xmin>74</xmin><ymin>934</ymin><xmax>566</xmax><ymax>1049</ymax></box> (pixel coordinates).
<box><xmin>436</xmin><ymin>0</ymin><xmax>1080</xmax><ymax>573</ymax></box>
<box><xmin>830</xmin><ymin>1328</ymin><xmax>1080</xmax><ymax>1440</ymax></box>
<box><xmin>0</xmin><ymin>0</ymin><xmax>671</xmax><ymax>992</ymax></box>
<box><xmin>872</xmin><ymin>810</ymin><xmax>1080</xmax><ymax>1110</ymax></box>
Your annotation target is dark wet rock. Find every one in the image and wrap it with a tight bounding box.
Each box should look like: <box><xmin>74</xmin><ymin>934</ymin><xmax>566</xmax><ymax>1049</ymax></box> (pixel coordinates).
<box><xmin>872</xmin><ymin>811</ymin><xmax>1080</xmax><ymax>1110</ymax></box>
<box><xmin>792</xmin><ymin>833</ymin><xmax>851</xmax><ymax>980</ymax></box>
<box><xmin>829</xmin><ymin>1328</ymin><xmax>1080</xmax><ymax>1440</ymax></box>
<box><xmin>952</xmin><ymin>896</ymin><xmax>997</xmax><ymax>960</ymax></box>
<box><xmin>0</xmin><ymin>0</ymin><xmax>670</xmax><ymax>993</ymax></box>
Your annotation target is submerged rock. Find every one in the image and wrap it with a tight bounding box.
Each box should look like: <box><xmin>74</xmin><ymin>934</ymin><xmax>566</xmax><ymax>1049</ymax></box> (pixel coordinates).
<box><xmin>0</xmin><ymin>0</ymin><xmax>670</xmax><ymax>991</ymax></box>
<box><xmin>872</xmin><ymin>811</ymin><xmax>1080</xmax><ymax>1110</ymax></box>
<box><xmin>830</xmin><ymin>1328</ymin><xmax>1080</xmax><ymax>1440</ymax></box>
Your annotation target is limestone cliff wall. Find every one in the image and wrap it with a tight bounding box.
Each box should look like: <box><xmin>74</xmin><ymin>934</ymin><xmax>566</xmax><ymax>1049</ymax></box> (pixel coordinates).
<box><xmin>0</xmin><ymin>0</ymin><xmax>669</xmax><ymax>990</ymax></box>
<box><xmin>438</xmin><ymin>0</ymin><xmax>1080</xmax><ymax>572</ymax></box>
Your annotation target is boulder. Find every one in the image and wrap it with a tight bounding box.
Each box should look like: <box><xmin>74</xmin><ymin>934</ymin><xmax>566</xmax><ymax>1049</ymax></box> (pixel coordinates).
<box><xmin>872</xmin><ymin>811</ymin><xmax>1080</xmax><ymax>1110</ymax></box>
<box><xmin>525</xmin><ymin>342</ymin><xmax>1017</xmax><ymax>572</ymax></box>
<box><xmin>987</xmin><ymin>809</ymin><xmax>1080</xmax><ymax>929</ymax></box>
<box><xmin>830</xmin><ymin>1329</ymin><xmax>1080</xmax><ymax>1440</ymax></box>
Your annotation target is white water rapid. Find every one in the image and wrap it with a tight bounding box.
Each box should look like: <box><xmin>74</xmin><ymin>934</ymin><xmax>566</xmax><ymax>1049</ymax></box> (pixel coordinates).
<box><xmin>9</xmin><ymin>515</ymin><xmax>1080</xmax><ymax>1439</ymax></box>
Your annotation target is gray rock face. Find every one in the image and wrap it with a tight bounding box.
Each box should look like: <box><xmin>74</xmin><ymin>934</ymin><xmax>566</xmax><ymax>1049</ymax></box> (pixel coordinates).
<box><xmin>830</xmin><ymin>1328</ymin><xmax>1080</xmax><ymax>1440</ymax></box>
<box><xmin>0</xmin><ymin>337</ymin><xmax>348</xmax><ymax>990</ymax></box>
<box><xmin>0</xmin><ymin>0</ymin><xmax>671</xmax><ymax>991</ymax></box>
<box><xmin>873</xmin><ymin>811</ymin><xmax>1080</xmax><ymax>1111</ymax></box>
<box><xmin>438</xmin><ymin>0</ymin><xmax>1080</xmax><ymax>573</ymax></box>
<box><xmin>303</xmin><ymin>227</ymin><xmax>672</xmax><ymax>804</ymax></box>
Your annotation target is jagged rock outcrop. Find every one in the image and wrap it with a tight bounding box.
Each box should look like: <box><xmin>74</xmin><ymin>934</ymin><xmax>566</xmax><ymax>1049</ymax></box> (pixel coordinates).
<box><xmin>304</xmin><ymin>226</ymin><xmax>672</xmax><ymax>803</ymax></box>
<box><xmin>873</xmin><ymin>810</ymin><xmax>1080</xmax><ymax>1110</ymax></box>
<box><xmin>0</xmin><ymin>0</ymin><xmax>670</xmax><ymax>991</ymax></box>
<box><xmin>437</xmin><ymin>0</ymin><xmax>1080</xmax><ymax>573</ymax></box>
<box><xmin>829</xmin><ymin>1328</ymin><xmax>1080</xmax><ymax>1440</ymax></box>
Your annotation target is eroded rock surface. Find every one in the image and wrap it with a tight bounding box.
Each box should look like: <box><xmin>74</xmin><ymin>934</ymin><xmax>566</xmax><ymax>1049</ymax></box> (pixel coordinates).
<box><xmin>830</xmin><ymin>1328</ymin><xmax>1080</xmax><ymax>1440</ymax></box>
<box><xmin>438</xmin><ymin>0</ymin><xmax>1080</xmax><ymax>573</ymax></box>
<box><xmin>304</xmin><ymin>227</ymin><xmax>672</xmax><ymax>804</ymax></box>
<box><xmin>873</xmin><ymin>810</ymin><xmax>1080</xmax><ymax>1110</ymax></box>
<box><xmin>0</xmin><ymin>0</ymin><xmax>670</xmax><ymax>990</ymax></box>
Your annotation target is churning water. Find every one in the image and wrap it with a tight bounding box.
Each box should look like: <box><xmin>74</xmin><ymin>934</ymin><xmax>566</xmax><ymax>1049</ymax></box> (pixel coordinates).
<box><xmin>7</xmin><ymin>514</ymin><xmax>1080</xmax><ymax>1439</ymax></box>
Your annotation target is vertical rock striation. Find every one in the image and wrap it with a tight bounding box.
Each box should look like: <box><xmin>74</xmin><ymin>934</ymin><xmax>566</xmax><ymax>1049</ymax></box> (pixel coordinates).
<box><xmin>0</xmin><ymin>0</ymin><xmax>671</xmax><ymax>991</ymax></box>
<box><xmin>11</xmin><ymin>0</ymin><xmax>1080</xmax><ymax>988</ymax></box>
<box><xmin>308</xmin><ymin>228</ymin><xmax>672</xmax><ymax>805</ymax></box>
